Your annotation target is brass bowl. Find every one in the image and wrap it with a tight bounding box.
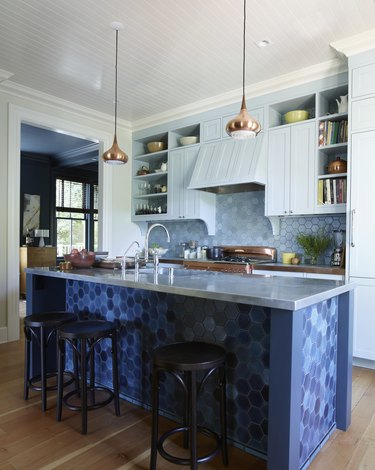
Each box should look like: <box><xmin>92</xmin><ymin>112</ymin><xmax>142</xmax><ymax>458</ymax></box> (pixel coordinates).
<box><xmin>147</xmin><ymin>141</ymin><xmax>165</xmax><ymax>153</ymax></box>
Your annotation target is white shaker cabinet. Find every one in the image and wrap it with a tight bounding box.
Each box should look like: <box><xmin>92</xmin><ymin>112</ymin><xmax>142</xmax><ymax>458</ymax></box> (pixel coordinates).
<box><xmin>349</xmin><ymin>50</ymin><xmax>375</xmax><ymax>364</ymax></box>
<box><xmin>266</xmin><ymin>121</ymin><xmax>315</xmax><ymax>216</ymax></box>
<box><xmin>349</xmin><ymin>131</ymin><xmax>375</xmax><ymax>278</ymax></box>
<box><xmin>168</xmin><ymin>146</ymin><xmax>216</xmax><ymax>226</ymax></box>
<box><xmin>352</xmin><ymin>279</ymin><xmax>375</xmax><ymax>360</ymax></box>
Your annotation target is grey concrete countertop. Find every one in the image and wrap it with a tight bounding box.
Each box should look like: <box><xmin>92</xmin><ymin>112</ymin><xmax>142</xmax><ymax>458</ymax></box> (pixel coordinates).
<box><xmin>26</xmin><ymin>266</ymin><xmax>353</xmax><ymax>311</ymax></box>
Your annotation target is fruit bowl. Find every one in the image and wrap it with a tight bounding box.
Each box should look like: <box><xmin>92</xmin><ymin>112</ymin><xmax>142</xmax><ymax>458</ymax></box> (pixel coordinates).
<box><xmin>64</xmin><ymin>251</ymin><xmax>95</xmax><ymax>268</ymax></box>
<box><xmin>148</xmin><ymin>247</ymin><xmax>168</xmax><ymax>256</ymax></box>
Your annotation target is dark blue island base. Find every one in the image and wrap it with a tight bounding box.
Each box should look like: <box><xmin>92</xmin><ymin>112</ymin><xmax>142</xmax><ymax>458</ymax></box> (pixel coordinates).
<box><xmin>26</xmin><ymin>271</ymin><xmax>353</xmax><ymax>470</ymax></box>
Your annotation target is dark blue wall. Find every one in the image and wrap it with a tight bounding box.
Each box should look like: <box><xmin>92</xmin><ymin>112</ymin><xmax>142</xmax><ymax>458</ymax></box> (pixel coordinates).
<box><xmin>20</xmin><ymin>153</ymin><xmax>52</xmax><ymax>246</ymax></box>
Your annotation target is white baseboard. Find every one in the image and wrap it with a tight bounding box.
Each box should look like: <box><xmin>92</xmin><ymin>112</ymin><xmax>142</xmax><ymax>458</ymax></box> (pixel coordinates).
<box><xmin>353</xmin><ymin>357</ymin><xmax>375</xmax><ymax>370</ymax></box>
<box><xmin>0</xmin><ymin>327</ymin><xmax>8</xmax><ymax>344</ymax></box>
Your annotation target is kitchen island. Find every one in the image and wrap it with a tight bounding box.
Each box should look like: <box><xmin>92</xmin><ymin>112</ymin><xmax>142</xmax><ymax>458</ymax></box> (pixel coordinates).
<box><xmin>25</xmin><ymin>267</ymin><xmax>354</xmax><ymax>470</ymax></box>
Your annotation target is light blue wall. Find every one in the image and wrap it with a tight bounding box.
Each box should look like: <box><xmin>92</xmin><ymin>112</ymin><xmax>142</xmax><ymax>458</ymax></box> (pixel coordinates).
<box><xmin>148</xmin><ymin>190</ymin><xmax>346</xmax><ymax>264</ymax></box>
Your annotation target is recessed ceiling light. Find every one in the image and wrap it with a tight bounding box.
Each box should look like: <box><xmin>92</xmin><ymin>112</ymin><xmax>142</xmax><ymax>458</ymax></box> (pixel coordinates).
<box><xmin>255</xmin><ymin>39</ymin><xmax>272</xmax><ymax>48</ymax></box>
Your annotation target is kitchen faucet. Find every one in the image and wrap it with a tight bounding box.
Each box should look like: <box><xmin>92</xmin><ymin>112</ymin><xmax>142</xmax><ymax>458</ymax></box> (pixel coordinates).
<box><xmin>144</xmin><ymin>223</ymin><xmax>170</xmax><ymax>265</ymax></box>
<box><xmin>122</xmin><ymin>240</ymin><xmax>140</xmax><ymax>275</ymax></box>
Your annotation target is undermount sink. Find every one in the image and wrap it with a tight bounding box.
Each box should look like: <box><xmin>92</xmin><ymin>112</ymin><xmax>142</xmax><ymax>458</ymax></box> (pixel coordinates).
<box><xmin>127</xmin><ymin>265</ymin><xmax>191</xmax><ymax>277</ymax></box>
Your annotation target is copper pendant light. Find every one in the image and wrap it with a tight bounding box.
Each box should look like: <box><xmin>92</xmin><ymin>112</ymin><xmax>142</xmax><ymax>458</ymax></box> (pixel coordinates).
<box><xmin>102</xmin><ymin>22</ymin><xmax>128</xmax><ymax>165</ymax></box>
<box><xmin>226</xmin><ymin>0</ymin><xmax>261</xmax><ymax>139</ymax></box>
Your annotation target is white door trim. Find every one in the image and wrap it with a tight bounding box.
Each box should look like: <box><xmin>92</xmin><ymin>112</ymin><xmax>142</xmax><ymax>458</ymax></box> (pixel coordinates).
<box><xmin>7</xmin><ymin>104</ymin><xmax>113</xmax><ymax>341</ymax></box>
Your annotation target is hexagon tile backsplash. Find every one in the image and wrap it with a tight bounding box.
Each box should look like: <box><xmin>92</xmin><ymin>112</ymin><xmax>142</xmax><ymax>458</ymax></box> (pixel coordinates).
<box><xmin>147</xmin><ymin>191</ymin><xmax>346</xmax><ymax>263</ymax></box>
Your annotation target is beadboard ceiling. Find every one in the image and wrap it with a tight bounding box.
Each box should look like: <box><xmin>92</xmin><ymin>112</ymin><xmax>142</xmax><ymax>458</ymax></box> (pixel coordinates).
<box><xmin>1</xmin><ymin>0</ymin><xmax>375</xmax><ymax>128</ymax></box>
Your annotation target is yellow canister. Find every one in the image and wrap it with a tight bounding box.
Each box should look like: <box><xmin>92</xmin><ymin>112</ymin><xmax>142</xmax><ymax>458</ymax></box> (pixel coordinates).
<box><xmin>282</xmin><ymin>252</ymin><xmax>296</xmax><ymax>264</ymax></box>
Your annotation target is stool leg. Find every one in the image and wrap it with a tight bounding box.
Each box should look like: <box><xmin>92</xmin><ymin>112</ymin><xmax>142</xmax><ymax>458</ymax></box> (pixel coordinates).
<box><xmin>111</xmin><ymin>331</ymin><xmax>120</xmax><ymax>416</ymax></box>
<box><xmin>183</xmin><ymin>371</ymin><xmax>190</xmax><ymax>449</ymax></box>
<box><xmin>73</xmin><ymin>339</ymin><xmax>80</xmax><ymax>395</ymax></box>
<box><xmin>56</xmin><ymin>335</ymin><xmax>64</xmax><ymax>422</ymax></box>
<box><xmin>24</xmin><ymin>326</ymin><xmax>30</xmax><ymax>400</ymax></box>
<box><xmin>219</xmin><ymin>365</ymin><xmax>229</xmax><ymax>466</ymax></box>
<box><xmin>81</xmin><ymin>338</ymin><xmax>88</xmax><ymax>434</ymax></box>
<box><xmin>150</xmin><ymin>367</ymin><xmax>160</xmax><ymax>470</ymax></box>
<box><xmin>40</xmin><ymin>326</ymin><xmax>47</xmax><ymax>412</ymax></box>
<box><xmin>89</xmin><ymin>338</ymin><xmax>95</xmax><ymax>406</ymax></box>
<box><xmin>189</xmin><ymin>371</ymin><xmax>198</xmax><ymax>470</ymax></box>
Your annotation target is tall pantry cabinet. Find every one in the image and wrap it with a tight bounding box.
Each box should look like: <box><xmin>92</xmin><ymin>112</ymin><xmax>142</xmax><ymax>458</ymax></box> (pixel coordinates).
<box><xmin>348</xmin><ymin>49</ymin><xmax>375</xmax><ymax>362</ymax></box>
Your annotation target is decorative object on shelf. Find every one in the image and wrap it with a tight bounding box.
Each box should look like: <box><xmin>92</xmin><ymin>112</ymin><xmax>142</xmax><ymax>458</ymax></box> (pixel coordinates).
<box><xmin>296</xmin><ymin>231</ymin><xmax>331</xmax><ymax>265</ymax></box>
<box><xmin>102</xmin><ymin>22</ymin><xmax>128</xmax><ymax>165</ymax></box>
<box><xmin>283</xmin><ymin>110</ymin><xmax>309</xmax><ymax>124</ymax></box>
<box><xmin>291</xmin><ymin>257</ymin><xmax>300</xmax><ymax>265</ymax></box>
<box><xmin>180</xmin><ymin>136</ymin><xmax>198</xmax><ymax>146</ymax></box>
<box><xmin>336</xmin><ymin>94</ymin><xmax>348</xmax><ymax>114</ymax></box>
<box><xmin>327</xmin><ymin>157</ymin><xmax>347</xmax><ymax>174</ymax></box>
<box><xmin>137</xmin><ymin>165</ymin><xmax>150</xmax><ymax>175</ymax></box>
<box><xmin>147</xmin><ymin>141</ymin><xmax>165</xmax><ymax>153</ymax></box>
<box><xmin>225</xmin><ymin>0</ymin><xmax>261</xmax><ymax>139</ymax></box>
<box><xmin>34</xmin><ymin>229</ymin><xmax>49</xmax><ymax>248</ymax></box>
<box><xmin>160</xmin><ymin>162</ymin><xmax>167</xmax><ymax>171</ymax></box>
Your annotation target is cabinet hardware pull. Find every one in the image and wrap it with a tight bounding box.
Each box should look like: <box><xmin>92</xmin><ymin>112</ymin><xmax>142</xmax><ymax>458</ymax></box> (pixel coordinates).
<box><xmin>351</xmin><ymin>209</ymin><xmax>356</xmax><ymax>247</ymax></box>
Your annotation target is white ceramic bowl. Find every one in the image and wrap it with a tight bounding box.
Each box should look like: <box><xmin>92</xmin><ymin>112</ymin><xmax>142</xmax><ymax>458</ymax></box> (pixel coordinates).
<box><xmin>180</xmin><ymin>136</ymin><xmax>198</xmax><ymax>146</ymax></box>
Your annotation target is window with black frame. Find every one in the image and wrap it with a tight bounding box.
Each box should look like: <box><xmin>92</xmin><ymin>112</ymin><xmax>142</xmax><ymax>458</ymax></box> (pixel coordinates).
<box><xmin>55</xmin><ymin>178</ymin><xmax>98</xmax><ymax>256</ymax></box>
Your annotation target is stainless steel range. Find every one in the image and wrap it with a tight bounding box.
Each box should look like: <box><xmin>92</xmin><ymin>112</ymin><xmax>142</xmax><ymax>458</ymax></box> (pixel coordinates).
<box><xmin>184</xmin><ymin>246</ymin><xmax>277</xmax><ymax>273</ymax></box>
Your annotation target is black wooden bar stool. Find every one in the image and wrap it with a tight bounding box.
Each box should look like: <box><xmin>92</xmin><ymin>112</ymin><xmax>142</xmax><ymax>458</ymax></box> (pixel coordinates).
<box><xmin>150</xmin><ymin>341</ymin><xmax>228</xmax><ymax>470</ymax></box>
<box><xmin>24</xmin><ymin>312</ymin><xmax>77</xmax><ymax>412</ymax></box>
<box><xmin>56</xmin><ymin>320</ymin><xmax>120</xmax><ymax>434</ymax></box>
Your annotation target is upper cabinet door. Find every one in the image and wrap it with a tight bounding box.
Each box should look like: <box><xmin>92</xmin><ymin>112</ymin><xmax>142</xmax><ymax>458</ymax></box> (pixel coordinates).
<box><xmin>266</xmin><ymin>127</ymin><xmax>290</xmax><ymax>216</ymax></box>
<box><xmin>289</xmin><ymin>122</ymin><xmax>315</xmax><ymax>215</ymax></box>
<box><xmin>352</xmin><ymin>63</ymin><xmax>375</xmax><ymax>99</ymax></box>
<box><xmin>266</xmin><ymin>122</ymin><xmax>315</xmax><ymax>217</ymax></box>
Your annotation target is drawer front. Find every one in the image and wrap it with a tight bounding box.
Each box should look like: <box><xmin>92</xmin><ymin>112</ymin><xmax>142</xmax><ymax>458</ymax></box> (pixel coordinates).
<box><xmin>352</xmin><ymin>97</ymin><xmax>375</xmax><ymax>131</ymax></box>
<box><xmin>352</xmin><ymin>63</ymin><xmax>375</xmax><ymax>98</ymax></box>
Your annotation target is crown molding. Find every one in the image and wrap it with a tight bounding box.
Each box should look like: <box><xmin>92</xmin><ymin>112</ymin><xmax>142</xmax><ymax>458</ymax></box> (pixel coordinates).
<box><xmin>132</xmin><ymin>57</ymin><xmax>347</xmax><ymax>132</ymax></box>
<box><xmin>331</xmin><ymin>29</ymin><xmax>375</xmax><ymax>58</ymax></box>
<box><xmin>0</xmin><ymin>80</ymin><xmax>131</xmax><ymax>131</ymax></box>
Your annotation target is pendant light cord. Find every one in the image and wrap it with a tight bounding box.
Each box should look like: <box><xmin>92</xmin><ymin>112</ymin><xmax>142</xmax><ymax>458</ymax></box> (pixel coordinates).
<box><xmin>114</xmin><ymin>29</ymin><xmax>119</xmax><ymax>136</ymax></box>
<box><xmin>242</xmin><ymin>0</ymin><xmax>247</xmax><ymax>104</ymax></box>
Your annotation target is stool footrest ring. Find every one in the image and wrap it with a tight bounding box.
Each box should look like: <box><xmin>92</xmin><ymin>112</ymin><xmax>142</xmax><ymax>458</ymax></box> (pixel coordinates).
<box><xmin>29</xmin><ymin>371</ymin><xmax>75</xmax><ymax>393</ymax></box>
<box><xmin>158</xmin><ymin>425</ymin><xmax>221</xmax><ymax>465</ymax></box>
<box><xmin>63</xmin><ymin>386</ymin><xmax>114</xmax><ymax>412</ymax></box>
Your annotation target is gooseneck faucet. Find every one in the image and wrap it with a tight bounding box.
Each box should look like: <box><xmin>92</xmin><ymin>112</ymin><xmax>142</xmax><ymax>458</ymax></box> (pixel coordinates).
<box><xmin>122</xmin><ymin>240</ymin><xmax>140</xmax><ymax>275</ymax></box>
<box><xmin>144</xmin><ymin>223</ymin><xmax>170</xmax><ymax>264</ymax></box>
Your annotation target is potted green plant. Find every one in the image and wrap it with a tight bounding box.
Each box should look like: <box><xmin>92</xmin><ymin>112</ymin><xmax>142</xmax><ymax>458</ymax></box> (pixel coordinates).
<box><xmin>295</xmin><ymin>231</ymin><xmax>331</xmax><ymax>265</ymax></box>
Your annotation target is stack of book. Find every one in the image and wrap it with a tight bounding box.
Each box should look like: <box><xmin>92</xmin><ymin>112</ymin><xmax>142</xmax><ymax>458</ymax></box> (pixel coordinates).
<box><xmin>319</xmin><ymin>120</ymin><xmax>348</xmax><ymax>147</ymax></box>
<box><xmin>318</xmin><ymin>178</ymin><xmax>347</xmax><ymax>205</ymax></box>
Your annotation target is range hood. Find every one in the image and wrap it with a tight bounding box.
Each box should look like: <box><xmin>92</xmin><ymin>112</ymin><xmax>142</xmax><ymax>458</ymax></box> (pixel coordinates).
<box><xmin>188</xmin><ymin>133</ymin><xmax>266</xmax><ymax>194</ymax></box>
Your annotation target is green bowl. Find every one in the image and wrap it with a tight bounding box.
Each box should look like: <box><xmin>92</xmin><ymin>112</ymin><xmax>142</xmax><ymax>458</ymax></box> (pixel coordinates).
<box><xmin>284</xmin><ymin>110</ymin><xmax>309</xmax><ymax>124</ymax></box>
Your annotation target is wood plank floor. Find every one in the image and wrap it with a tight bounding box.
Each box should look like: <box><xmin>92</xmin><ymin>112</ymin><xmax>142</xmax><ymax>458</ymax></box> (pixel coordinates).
<box><xmin>1</xmin><ymin>336</ymin><xmax>375</xmax><ymax>469</ymax></box>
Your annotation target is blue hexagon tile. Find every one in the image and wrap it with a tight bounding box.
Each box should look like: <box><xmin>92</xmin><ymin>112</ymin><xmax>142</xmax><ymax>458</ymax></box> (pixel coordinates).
<box><xmin>66</xmin><ymin>280</ymin><xmax>270</xmax><ymax>456</ymax></box>
<box><xmin>146</xmin><ymin>191</ymin><xmax>346</xmax><ymax>263</ymax></box>
<box><xmin>299</xmin><ymin>298</ymin><xmax>338</xmax><ymax>467</ymax></box>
